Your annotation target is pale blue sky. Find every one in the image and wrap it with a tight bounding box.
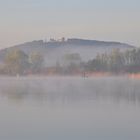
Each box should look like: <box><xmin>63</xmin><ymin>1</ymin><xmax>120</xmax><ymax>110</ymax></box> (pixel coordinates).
<box><xmin>0</xmin><ymin>0</ymin><xmax>140</xmax><ymax>47</ymax></box>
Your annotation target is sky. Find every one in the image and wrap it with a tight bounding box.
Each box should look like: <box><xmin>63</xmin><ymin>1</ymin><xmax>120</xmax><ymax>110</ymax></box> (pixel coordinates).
<box><xmin>0</xmin><ymin>0</ymin><xmax>140</xmax><ymax>48</ymax></box>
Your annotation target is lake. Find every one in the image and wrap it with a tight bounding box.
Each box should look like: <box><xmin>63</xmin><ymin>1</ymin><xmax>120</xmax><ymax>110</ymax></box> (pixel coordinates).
<box><xmin>0</xmin><ymin>76</ymin><xmax>140</xmax><ymax>140</ymax></box>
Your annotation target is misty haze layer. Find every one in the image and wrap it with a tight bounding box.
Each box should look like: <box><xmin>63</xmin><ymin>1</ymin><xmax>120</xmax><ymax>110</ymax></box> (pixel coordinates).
<box><xmin>0</xmin><ymin>39</ymin><xmax>134</xmax><ymax>66</ymax></box>
<box><xmin>0</xmin><ymin>76</ymin><xmax>140</xmax><ymax>140</ymax></box>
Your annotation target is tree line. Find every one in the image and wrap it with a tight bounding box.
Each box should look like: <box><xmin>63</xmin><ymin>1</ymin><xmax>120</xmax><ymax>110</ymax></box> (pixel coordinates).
<box><xmin>85</xmin><ymin>48</ymin><xmax>140</xmax><ymax>73</ymax></box>
<box><xmin>1</xmin><ymin>47</ymin><xmax>140</xmax><ymax>76</ymax></box>
<box><xmin>0</xmin><ymin>49</ymin><xmax>44</xmax><ymax>75</ymax></box>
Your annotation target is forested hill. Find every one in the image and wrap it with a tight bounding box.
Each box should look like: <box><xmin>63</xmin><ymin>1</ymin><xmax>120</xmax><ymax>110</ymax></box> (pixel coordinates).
<box><xmin>0</xmin><ymin>38</ymin><xmax>135</xmax><ymax>66</ymax></box>
<box><xmin>12</xmin><ymin>38</ymin><xmax>135</xmax><ymax>48</ymax></box>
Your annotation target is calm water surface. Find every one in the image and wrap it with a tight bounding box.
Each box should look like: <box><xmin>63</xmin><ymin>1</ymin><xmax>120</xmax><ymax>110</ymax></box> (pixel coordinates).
<box><xmin>0</xmin><ymin>76</ymin><xmax>140</xmax><ymax>140</ymax></box>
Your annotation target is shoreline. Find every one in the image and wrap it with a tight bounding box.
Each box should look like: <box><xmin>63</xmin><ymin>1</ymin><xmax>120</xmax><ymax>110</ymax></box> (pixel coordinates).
<box><xmin>0</xmin><ymin>72</ymin><xmax>140</xmax><ymax>79</ymax></box>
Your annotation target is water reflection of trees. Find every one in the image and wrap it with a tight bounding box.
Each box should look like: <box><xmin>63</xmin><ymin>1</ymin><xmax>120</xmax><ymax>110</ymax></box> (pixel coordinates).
<box><xmin>0</xmin><ymin>77</ymin><xmax>140</xmax><ymax>104</ymax></box>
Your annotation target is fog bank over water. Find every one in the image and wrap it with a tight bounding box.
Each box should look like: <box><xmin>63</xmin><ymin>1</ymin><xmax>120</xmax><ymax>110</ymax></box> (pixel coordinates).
<box><xmin>0</xmin><ymin>76</ymin><xmax>140</xmax><ymax>140</ymax></box>
<box><xmin>0</xmin><ymin>76</ymin><xmax>140</xmax><ymax>104</ymax></box>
